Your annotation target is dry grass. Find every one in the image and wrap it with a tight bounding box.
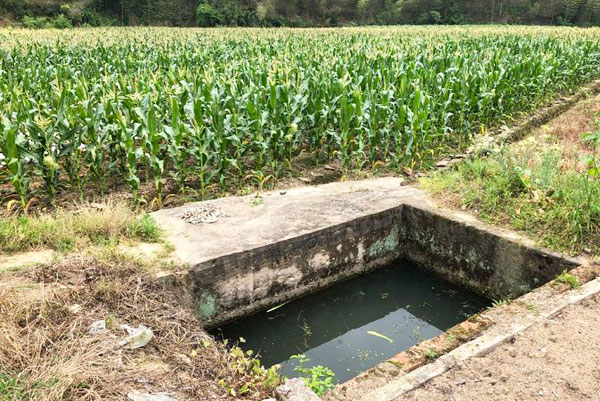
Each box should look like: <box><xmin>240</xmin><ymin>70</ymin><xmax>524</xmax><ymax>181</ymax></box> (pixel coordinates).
<box><xmin>530</xmin><ymin>94</ymin><xmax>600</xmax><ymax>172</ymax></box>
<box><xmin>0</xmin><ymin>253</ymin><xmax>279</xmax><ymax>400</ymax></box>
<box><xmin>0</xmin><ymin>202</ymin><xmax>160</xmax><ymax>254</ymax></box>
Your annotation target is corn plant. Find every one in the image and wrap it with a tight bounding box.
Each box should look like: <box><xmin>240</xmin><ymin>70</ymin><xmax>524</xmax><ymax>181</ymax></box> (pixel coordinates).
<box><xmin>1</xmin><ymin>26</ymin><xmax>600</xmax><ymax>205</ymax></box>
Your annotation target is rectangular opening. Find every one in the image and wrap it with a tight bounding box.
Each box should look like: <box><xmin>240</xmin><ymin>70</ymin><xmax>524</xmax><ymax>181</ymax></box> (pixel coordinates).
<box><xmin>211</xmin><ymin>259</ymin><xmax>489</xmax><ymax>383</ymax></box>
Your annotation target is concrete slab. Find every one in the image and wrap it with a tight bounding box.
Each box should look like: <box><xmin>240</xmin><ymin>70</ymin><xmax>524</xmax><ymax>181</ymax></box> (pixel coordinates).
<box><xmin>152</xmin><ymin>177</ymin><xmax>417</xmax><ymax>265</ymax></box>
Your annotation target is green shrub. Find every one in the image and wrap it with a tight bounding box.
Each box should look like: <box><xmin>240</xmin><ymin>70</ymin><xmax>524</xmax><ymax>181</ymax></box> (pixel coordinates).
<box><xmin>22</xmin><ymin>15</ymin><xmax>50</xmax><ymax>29</ymax></box>
<box><xmin>196</xmin><ymin>3</ymin><xmax>224</xmax><ymax>26</ymax></box>
<box><xmin>81</xmin><ymin>9</ymin><xmax>117</xmax><ymax>26</ymax></box>
<box><xmin>51</xmin><ymin>14</ymin><xmax>72</xmax><ymax>29</ymax></box>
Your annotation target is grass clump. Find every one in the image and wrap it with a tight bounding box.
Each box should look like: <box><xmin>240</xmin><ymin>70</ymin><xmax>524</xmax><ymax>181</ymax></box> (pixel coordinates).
<box><xmin>421</xmin><ymin>135</ymin><xmax>600</xmax><ymax>255</ymax></box>
<box><xmin>424</xmin><ymin>348</ymin><xmax>439</xmax><ymax>361</ymax></box>
<box><xmin>126</xmin><ymin>213</ymin><xmax>161</xmax><ymax>242</ymax></box>
<box><xmin>0</xmin><ymin>374</ymin><xmax>26</xmax><ymax>400</ymax></box>
<box><xmin>555</xmin><ymin>270</ymin><xmax>581</xmax><ymax>289</ymax></box>
<box><xmin>0</xmin><ymin>204</ymin><xmax>161</xmax><ymax>254</ymax></box>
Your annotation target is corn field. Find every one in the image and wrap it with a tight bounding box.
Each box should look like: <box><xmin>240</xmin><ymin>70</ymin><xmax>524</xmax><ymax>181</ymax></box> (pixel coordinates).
<box><xmin>1</xmin><ymin>26</ymin><xmax>600</xmax><ymax>207</ymax></box>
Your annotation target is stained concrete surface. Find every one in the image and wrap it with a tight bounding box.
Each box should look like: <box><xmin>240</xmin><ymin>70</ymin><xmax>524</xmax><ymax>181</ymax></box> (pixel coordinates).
<box><xmin>152</xmin><ymin>177</ymin><xmax>416</xmax><ymax>265</ymax></box>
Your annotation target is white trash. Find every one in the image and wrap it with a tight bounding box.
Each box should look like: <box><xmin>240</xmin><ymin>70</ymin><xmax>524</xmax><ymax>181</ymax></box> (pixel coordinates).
<box><xmin>127</xmin><ymin>392</ymin><xmax>177</xmax><ymax>401</ymax></box>
<box><xmin>89</xmin><ymin>320</ymin><xmax>107</xmax><ymax>335</ymax></box>
<box><xmin>119</xmin><ymin>324</ymin><xmax>153</xmax><ymax>349</ymax></box>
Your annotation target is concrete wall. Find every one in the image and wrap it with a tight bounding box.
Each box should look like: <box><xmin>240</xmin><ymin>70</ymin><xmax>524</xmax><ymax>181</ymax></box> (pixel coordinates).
<box><xmin>190</xmin><ymin>203</ymin><xmax>578</xmax><ymax>327</ymax></box>
<box><xmin>402</xmin><ymin>205</ymin><xmax>578</xmax><ymax>300</ymax></box>
<box><xmin>193</xmin><ymin>206</ymin><xmax>405</xmax><ymax>327</ymax></box>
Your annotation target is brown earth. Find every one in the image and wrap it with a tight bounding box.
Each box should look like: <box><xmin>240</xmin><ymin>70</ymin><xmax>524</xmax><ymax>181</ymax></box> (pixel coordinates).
<box><xmin>402</xmin><ymin>291</ymin><xmax>600</xmax><ymax>401</ymax></box>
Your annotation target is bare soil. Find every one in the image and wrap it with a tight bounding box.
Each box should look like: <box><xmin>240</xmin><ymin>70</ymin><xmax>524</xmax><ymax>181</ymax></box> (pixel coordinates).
<box><xmin>403</xmin><ymin>292</ymin><xmax>600</xmax><ymax>401</ymax></box>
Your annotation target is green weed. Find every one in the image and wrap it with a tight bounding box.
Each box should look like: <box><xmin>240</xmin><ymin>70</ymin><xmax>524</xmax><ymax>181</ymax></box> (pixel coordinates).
<box><xmin>555</xmin><ymin>270</ymin><xmax>580</xmax><ymax>289</ymax></box>
<box><xmin>127</xmin><ymin>214</ymin><xmax>161</xmax><ymax>242</ymax></box>
<box><xmin>0</xmin><ymin>374</ymin><xmax>26</xmax><ymax>400</ymax></box>
<box><xmin>445</xmin><ymin>334</ymin><xmax>457</xmax><ymax>344</ymax></box>
<box><xmin>249</xmin><ymin>194</ymin><xmax>264</xmax><ymax>206</ymax></box>
<box><xmin>492</xmin><ymin>299</ymin><xmax>510</xmax><ymax>307</ymax></box>
<box><xmin>0</xmin><ymin>373</ymin><xmax>59</xmax><ymax>400</ymax></box>
<box><xmin>424</xmin><ymin>348</ymin><xmax>439</xmax><ymax>361</ymax></box>
<box><xmin>290</xmin><ymin>354</ymin><xmax>336</xmax><ymax>396</ymax></box>
<box><xmin>525</xmin><ymin>303</ymin><xmax>540</xmax><ymax>315</ymax></box>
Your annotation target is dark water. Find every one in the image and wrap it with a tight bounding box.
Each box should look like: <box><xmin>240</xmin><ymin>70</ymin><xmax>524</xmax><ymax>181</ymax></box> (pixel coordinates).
<box><xmin>212</xmin><ymin>260</ymin><xmax>489</xmax><ymax>383</ymax></box>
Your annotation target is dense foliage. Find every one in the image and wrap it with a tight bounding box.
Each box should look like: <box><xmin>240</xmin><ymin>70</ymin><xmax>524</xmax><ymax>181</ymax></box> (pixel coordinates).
<box><xmin>2</xmin><ymin>0</ymin><xmax>600</xmax><ymax>26</ymax></box>
<box><xmin>1</xmin><ymin>26</ymin><xmax>600</xmax><ymax>207</ymax></box>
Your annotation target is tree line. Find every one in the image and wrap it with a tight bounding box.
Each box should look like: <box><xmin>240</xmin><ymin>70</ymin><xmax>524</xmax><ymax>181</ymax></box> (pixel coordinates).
<box><xmin>1</xmin><ymin>0</ymin><xmax>600</xmax><ymax>27</ymax></box>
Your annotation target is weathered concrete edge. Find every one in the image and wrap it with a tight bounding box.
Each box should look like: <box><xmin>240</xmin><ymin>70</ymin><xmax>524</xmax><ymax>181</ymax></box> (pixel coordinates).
<box><xmin>361</xmin><ymin>274</ymin><xmax>600</xmax><ymax>401</ymax></box>
<box><xmin>187</xmin><ymin>197</ymin><xmax>580</xmax><ymax>328</ymax></box>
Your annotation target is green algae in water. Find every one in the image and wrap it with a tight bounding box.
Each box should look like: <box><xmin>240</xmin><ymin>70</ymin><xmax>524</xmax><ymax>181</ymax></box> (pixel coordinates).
<box><xmin>212</xmin><ymin>260</ymin><xmax>489</xmax><ymax>383</ymax></box>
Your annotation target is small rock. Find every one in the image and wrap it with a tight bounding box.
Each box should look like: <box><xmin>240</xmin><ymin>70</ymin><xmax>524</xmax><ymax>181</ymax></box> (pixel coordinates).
<box><xmin>262</xmin><ymin>399</ymin><xmax>277</xmax><ymax>401</ymax></box>
<box><xmin>280</xmin><ymin>190</ymin><xmax>287</xmax><ymax>195</ymax></box>
<box><xmin>436</xmin><ymin>160</ymin><xmax>449</xmax><ymax>168</ymax></box>
<box><xmin>275</xmin><ymin>378</ymin><xmax>321</xmax><ymax>401</ymax></box>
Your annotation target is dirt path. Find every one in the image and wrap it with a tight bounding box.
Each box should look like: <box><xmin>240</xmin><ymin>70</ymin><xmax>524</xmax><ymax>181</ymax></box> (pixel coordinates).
<box><xmin>402</xmin><ymin>293</ymin><xmax>600</xmax><ymax>401</ymax></box>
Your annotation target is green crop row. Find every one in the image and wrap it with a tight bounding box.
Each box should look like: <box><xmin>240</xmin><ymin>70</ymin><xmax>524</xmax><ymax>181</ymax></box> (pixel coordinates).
<box><xmin>1</xmin><ymin>26</ymin><xmax>600</xmax><ymax>207</ymax></box>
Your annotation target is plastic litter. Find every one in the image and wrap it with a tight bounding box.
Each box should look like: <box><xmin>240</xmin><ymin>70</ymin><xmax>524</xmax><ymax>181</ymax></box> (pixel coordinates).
<box><xmin>119</xmin><ymin>324</ymin><xmax>153</xmax><ymax>349</ymax></box>
<box><xmin>89</xmin><ymin>320</ymin><xmax>107</xmax><ymax>335</ymax></box>
<box><xmin>127</xmin><ymin>392</ymin><xmax>177</xmax><ymax>401</ymax></box>
<box><xmin>69</xmin><ymin>304</ymin><xmax>83</xmax><ymax>314</ymax></box>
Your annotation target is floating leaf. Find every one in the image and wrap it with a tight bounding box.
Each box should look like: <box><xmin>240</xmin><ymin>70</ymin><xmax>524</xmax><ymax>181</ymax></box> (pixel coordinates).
<box><xmin>367</xmin><ymin>330</ymin><xmax>394</xmax><ymax>343</ymax></box>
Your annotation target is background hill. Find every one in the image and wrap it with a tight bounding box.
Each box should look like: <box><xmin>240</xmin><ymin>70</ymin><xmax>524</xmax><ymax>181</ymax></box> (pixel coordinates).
<box><xmin>1</xmin><ymin>0</ymin><xmax>600</xmax><ymax>27</ymax></box>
